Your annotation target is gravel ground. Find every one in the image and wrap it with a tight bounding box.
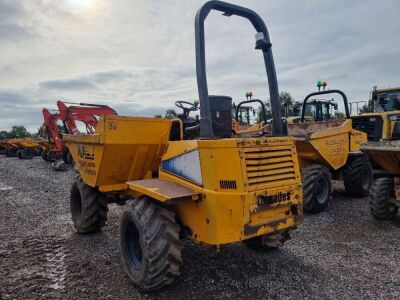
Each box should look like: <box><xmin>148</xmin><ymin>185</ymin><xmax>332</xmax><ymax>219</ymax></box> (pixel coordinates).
<box><xmin>1</xmin><ymin>156</ymin><xmax>399</xmax><ymax>299</ymax></box>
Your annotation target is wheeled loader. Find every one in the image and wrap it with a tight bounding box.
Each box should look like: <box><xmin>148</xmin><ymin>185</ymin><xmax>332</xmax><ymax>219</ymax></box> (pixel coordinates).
<box><xmin>352</xmin><ymin>86</ymin><xmax>400</xmax><ymax>141</ymax></box>
<box><xmin>235</xmin><ymin>89</ymin><xmax>372</xmax><ymax>213</ymax></box>
<box><xmin>361</xmin><ymin>141</ymin><xmax>400</xmax><ymax>220</ymax></box>
<box><xmin>64</xmin><ymin>0</ymin><xmax>303</xmax><ymax>291</ymax></box>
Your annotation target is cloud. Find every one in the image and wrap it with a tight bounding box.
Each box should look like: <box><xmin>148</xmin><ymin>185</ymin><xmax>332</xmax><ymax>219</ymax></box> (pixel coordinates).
<box><xmin>91</xmin><ymin>70</ymin><xmax>133</xmax><ymax>84</ymax></box>
<box><xmin>39</xmin><ymin>78</ymin><xmax>97</xmax><ymax>90</ymax></box>
<box><xmin>0</xmin><ymin>0</ymin><xmax>399</xmax><ymax>132</ymax></box>
<box><xmin>0</xmin><ymin>24</ymin><xmax>35</xmax><ymax>41</ymax></box>
<box><xmin>0</xmin><ymin>1</ymin><xmax>36</xmax><ymax>41</ymax></box>
<box><xmin>0</xmin><ymin>1</ymin><xmax>24</xmax><ymax>21</ymax></box>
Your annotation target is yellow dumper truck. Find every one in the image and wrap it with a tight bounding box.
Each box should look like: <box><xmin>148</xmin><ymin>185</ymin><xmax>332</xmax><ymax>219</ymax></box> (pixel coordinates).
<box><xmin>362</xmin><ymin>141</ymin><xmax>400</xmax><ymax>220</ymax></box>
<box><xmin>235</xmin><ymin>89</ymin><xmax>371</xmax><ymax>213</ymax></box>
<box><xmin>64</xmin><ymin>0</ymin><xmax>303</xmax><ymax>291</ymax></box>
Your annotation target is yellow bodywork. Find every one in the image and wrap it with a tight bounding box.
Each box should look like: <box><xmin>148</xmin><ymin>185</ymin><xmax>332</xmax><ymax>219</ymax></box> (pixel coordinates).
<box><xmin>65</xmin><ymin>115</ymin><xmax>303</xmax><ymax>246</ymax></box>
<box><xmin>63</xmin><ymin>116</ymin><xmax>172</xmax><ymax>191</ymax></box>
<box><xmin>287</xmin><ymin>119</ymin><xmax>367</xmax><ymax>169</ymax></box>
<box><xmin>232</xmin><ymin>119</ymin><xmax>263</xmax><ymax>134</ymax></box>
<box><xmin>286</xmin><ymin>116</ymin><xmax>314</xmax><ymax>124</ymax></box>
<box><xmin>361</xmin><ymin>141</ymin><xmax>400</xmax><ymax>175</ymax></box>
<box><xmin>12</xmin><ymin>137</ymin><xmax>42</xmax><ymax>149</ymax></box>
<box><xmin>158</xmin><ymin>137</ymin><xmax>302</xmax><ymax>245</ymax></box>
<box><xmin>352</xmin><ymin>111</ymin><xmax>400</xmax><ymax>140</ymax></box>
<box><xmin>1</xmin><ymin>137</ymin><xmax>42</xmax><ymax>150</ymax></box>
<box><xmin>361</xmin><ymin>141</ymin><xmax>400</xmax><ymax>203</ymax></box>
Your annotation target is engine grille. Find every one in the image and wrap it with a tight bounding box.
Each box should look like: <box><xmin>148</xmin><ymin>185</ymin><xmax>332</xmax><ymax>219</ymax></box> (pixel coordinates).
<box><xmin>244</xmin><ymin>146</ymin><xmax>296</xmax><ymax>191</ymax></box>
<box><xmin>352</xmin><ymin>116</ymin><xmax>382</xmax><ymax>141</ymax></box>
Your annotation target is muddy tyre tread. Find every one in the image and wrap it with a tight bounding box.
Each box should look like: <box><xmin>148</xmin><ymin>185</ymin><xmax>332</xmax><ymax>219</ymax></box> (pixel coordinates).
<box><xmin>70</xmin><ymin>176</ymin><xmax>108</xmax><ymax>233</ymax></box>
<box><xmin>370</xmin><ymin>177</ymin><xmax>398</xmax><ymax>221</ymax></box>
<box><xmin>343</xmin><ymin>155</ymin><xmax>372</xmax><ymax>197</ymax></box>
<box><xmin>120</xmin><ymin>197</ymin><xmax>182</xmax><ymax>292</ymax></box>
<box><xmin>302</xmin><ymin>164</ymin><xmax>332</xmax><ymax>213</ymax></box>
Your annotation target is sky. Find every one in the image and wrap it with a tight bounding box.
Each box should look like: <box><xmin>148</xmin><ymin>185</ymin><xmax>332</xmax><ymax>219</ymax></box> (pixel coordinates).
<box><xmin>0</xmin><ymin>0</ymin><xmax>399</xmax><ymax>132</ymax></box>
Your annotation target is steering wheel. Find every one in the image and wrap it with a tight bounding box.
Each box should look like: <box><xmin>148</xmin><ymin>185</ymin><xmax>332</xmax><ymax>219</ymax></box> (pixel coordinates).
<box><xmin>175</xmin><ymin>100</ymin><xmax>198</xmax><ymax>112</ymax></box>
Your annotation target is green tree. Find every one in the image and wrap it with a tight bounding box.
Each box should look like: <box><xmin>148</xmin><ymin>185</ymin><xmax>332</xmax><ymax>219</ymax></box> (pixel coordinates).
<box><xmin>8</xmin><ymin>126</ymin><xmax>30</xmax><ymax>138</ymax></box>
<box><xmin>0</xmin><ymin>131</ymin><xmax>10</xmax><ymax>140</ymax></box>
<box><xmin>0</xmin><ymin>126</ymin><xmax>30</xmax><ymax>139</ymax></box>
<box><xmin>359</xmin><ymin>100</ymin><xmax>374</xmax><ymax>113</ymax></box>
<box><xmin>336</xmin><ymin>112</ymin><xmax>346</xmax><ymax>119</ymax></box>
<box><xmin>256</xmin><ymin>91</ymin><xmax>293</xmax><ymax>123</ymax></box>
<box><xmin>280</xmin><ymin>91</ymin><xmax>294</xmax><ymax>108</ymax></box>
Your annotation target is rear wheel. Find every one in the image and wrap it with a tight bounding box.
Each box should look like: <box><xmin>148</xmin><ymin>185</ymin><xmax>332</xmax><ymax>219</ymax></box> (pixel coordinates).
<box><xmin>70</xmin><ymin>176</ymin><xmax>108</xmax><ymax>233</ymax></box>
<box><xmin>370</xmin><ymin>177</ymin><xmax>398</xmax><ymax>221</ymax></box>
<box><xmin>343</xmin><ymin>155</ymin><xmax>372</xmax><ymax>196</ymax></box>
<box><xmin>302</xmin><ymin>164</ymin><xmax>332</xmax><ymax>213</ymax></box>
<box><xmin>119</xmin><ymin>197</ymin><xmax>182</xmax><ymax>292</ymax></box>
<box><xmin>243</xmin><ymin>229</ymin><xmax>291</xmax><ymax>252</ymax></box>
<box><xmin>6</xmin><ymin>147</ymin><xmax>18</xmax><ymax>157</ymax></box>
<box><xmin>20</xmin><ymin>148</ymin><xmax>35</xmax><ymax>159</ymax></box>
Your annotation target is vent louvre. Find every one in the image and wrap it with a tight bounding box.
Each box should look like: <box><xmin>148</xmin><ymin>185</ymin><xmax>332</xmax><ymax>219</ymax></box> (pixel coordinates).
<box><xmin>244</xmin><ymin>146</ymin><xmax>296</xmax><ymax>190</ymax></box>
<box><xmin>220</xmin><ymin>180</ymin><xmax>237</xmax><ymax>190</ymax></box>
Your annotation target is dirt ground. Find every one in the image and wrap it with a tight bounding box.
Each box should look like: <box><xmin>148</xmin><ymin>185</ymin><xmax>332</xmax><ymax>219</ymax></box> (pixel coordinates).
<box><xmin>0</xmin><ymin>156</ymin><xmax>399</xmax><ymax>299</ymax></box>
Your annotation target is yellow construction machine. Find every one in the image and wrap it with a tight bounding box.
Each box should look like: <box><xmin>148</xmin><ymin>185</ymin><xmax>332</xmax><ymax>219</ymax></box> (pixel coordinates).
<box><xmin>63</xmin><ymin>0</ymin><xmax>303</xmax><ymax>291</ymax></box>
<box><xmin>1</xmin><ymin>139</ymin><xmax>19</xmax><ymax>157</ymax></box>
<box><xmin>0</xmin><ymin>137</ymin><xmax>43</xmax><ymax>159</ymax></box>
<box><xmin>352</xmin><ymin>86</ymin><xmax>400</xmax><ymax>141</ymax></box>
<box><xmin>288</xmin><ymin>90</ymin><xmax>371</xmax><ymax>213</ymax></box>
<box><xmin>361</xmin><ymin>141</ymin><xmax>400</xmax><ymax>220</ymax></box>
<box><xmin>237</xmin><ymin>89</ymin><xmax>371</xmax><ymax>213</ymax></box>
<box><xmin>286</xmin><ymin>98</ymin><xmax>339</xmax><ymax>124</ymax></box>
<box><xmin>13</xmin><ymin>138</ymin><xmax>43</xmax><ymax>159</ymax></box>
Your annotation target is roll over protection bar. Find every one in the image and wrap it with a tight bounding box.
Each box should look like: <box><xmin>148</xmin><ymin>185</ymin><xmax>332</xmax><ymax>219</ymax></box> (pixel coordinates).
<box><xmin>195</xmin><ymin>0</ymin><xmax>285</xmax><ymax>138</ymax></box>
<box><xmin>235</xmin><ymin>99</ymin><xmax>267</xmax><ymax>124</ymax></box>
<box><xmin>300</xmin><ymin>89</ymin><xmax>350</xmax><ymax>123</ymax></box>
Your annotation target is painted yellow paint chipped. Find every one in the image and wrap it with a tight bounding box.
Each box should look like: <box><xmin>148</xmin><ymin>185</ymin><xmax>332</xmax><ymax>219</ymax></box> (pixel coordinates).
<box><xmin>64</xmin><ymin>115</ymin><xmax>303</xmax><ymax>246</ymax></box>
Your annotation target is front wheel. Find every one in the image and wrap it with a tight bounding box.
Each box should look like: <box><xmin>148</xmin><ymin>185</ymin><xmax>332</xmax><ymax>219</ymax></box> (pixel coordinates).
<box><xmin>302</xmin><ymin>165</ymin><xmax>332</xmax><ymax>213</ymax></box>
<box><xmin>70</xmin><ymin>176</ymin><xmax>108</xmax><ymax>233</ymax></box>
<box><xmin>370</xmin><ymin>177</ymin><xmax>398</xmax><ymax>221</ymax></box>
<box><xmin>6</xmin><ymin>147</ymin><xmax>19</xmax><ymax>157</ymax></box>
<box><xmin>119</xmin><ymin>197</ymin><xmax>182</xmax><ymax>292</ymax></box>
<box><xmin>343</xmin><ymin>155</ymin><xmax>372</xmax><ymax>196</ymax></box>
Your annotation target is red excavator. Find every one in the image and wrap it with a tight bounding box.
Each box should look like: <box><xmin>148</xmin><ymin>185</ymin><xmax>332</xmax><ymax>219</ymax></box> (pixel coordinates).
<box><xmin>41</xmin><ymin>100</ymin><xmax>117</xmax><ymax>170</ymax></box>
<box><xmin>57</xmin><ymin>100</ymin><xmax>117</xmax><ymax>134</ymax></box>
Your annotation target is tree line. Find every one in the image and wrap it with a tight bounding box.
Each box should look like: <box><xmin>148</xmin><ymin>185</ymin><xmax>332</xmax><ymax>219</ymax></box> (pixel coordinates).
<box><xmin>0</xmin><ymin>126</ymin><xmax>31</xmax><ymax>140</ymax></box>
